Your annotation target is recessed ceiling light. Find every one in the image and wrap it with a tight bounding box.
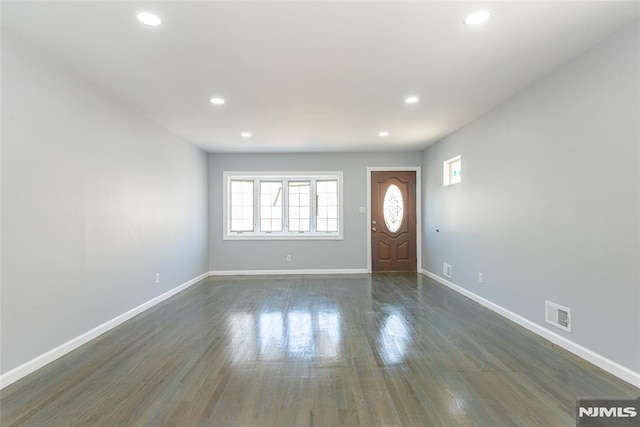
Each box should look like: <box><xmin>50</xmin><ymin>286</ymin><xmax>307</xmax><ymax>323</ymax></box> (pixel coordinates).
<box><xmin>241</xmin><ymin>132</ymin><xmax>252</xmax><ymax>138</ymax></box>
<box><xmin>137</xmin><ymin>11</ymin><xmax>162</xmax><ymax>26</ymax></box>
<box><xmin>210</xmin><ymin>97</ymin><xmax>225</xmax><ymax>105</ymax></box>
<box><xmin>464</xmin><ymin>11</ymin><xmax>491</xmax><ymax>25</ymax></box>
<box><xmin>379</xmin><ymin>131</ymin><xmax>390</xmax><ymax>137</ymax></box>
<box><xmin>405</xmin><ymin>96</ymin><xmax>420</xmax><ymax>104</ymax></box>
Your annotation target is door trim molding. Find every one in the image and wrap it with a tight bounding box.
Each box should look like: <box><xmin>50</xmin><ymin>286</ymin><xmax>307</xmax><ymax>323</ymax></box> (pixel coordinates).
<box><xmin>366</xmin><ymin>167</ymin><xmax>422</xmax><ymax>273</ymax></box>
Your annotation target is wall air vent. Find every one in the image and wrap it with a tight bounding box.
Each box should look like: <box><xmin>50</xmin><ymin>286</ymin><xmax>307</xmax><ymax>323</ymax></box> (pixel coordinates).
<box><xmin>545</xmin><ymin>300</ymin><xmax>571</xmax><ymax>333</ymax></box>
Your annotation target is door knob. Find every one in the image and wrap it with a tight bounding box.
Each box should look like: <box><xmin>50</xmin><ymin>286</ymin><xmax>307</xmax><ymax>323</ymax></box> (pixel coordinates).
<box><xmin>372</xmin><ymin>227</ymin><xmax>377</xmax><ymax>232</ymax></box>
<box><xmin>372</xmin><ymin>220</ymin><xmax>377</xmax><ymax>225</ymax></box>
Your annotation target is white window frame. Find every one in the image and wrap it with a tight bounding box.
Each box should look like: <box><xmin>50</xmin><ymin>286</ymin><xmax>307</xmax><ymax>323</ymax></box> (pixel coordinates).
<box><xmin>443</xmin><ymin>155</ymin><xmax>462</xmax><ymax>186</ymax></box>
<box><xmin>223</xmin><ymin>171</ymin><xmax>344</xmax><ymax>240</ymax></box>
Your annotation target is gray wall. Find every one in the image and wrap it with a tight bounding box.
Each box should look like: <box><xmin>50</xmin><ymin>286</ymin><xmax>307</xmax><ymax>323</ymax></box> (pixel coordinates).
<box><xmin>209</xmin><ymin>152</ymin><xmax>421</xmax><ymax>271</ymax></box>
<box><xmin>422</xmin><ymin>22</ymin><xmax>639</xmax><ymax>372</ymax></box>
<box><xmin>1</xmin><ymin>32</ymin><xmax>209</xmax><ymax>373</ymax></box>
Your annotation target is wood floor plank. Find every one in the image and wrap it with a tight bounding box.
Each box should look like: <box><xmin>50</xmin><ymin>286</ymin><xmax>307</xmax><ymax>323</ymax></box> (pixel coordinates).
<box><xmin>1</xmin><ymin>273</ymin><xmax>638</xmax><ymax>426</ymax></box>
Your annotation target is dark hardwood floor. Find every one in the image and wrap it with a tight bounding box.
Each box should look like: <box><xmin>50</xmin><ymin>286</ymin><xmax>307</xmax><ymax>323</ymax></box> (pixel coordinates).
<box><xmin>1</xmin><ymin>273</ymin><xmax>638</xmax><ymax>426</ymax></box>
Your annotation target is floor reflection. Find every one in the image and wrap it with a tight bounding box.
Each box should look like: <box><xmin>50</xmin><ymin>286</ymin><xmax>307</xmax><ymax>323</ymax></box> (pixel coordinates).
<box><xmin>317</xmin><ymin>311</ymin><xmax>340</xmax><ymax>359</ymax></box>
<box><xmin>227</xmin><ymin>313</ymin><xmax>256</xmax><ymax>364</ymax></box>
<box><xmin>227</xmin><ymin>309</ymin><xmax>342</xmax><ymax>363</ymax></box>
<box><xmin>378</xmin><ymin>310</ymin><xmax>410</xmax><ymax>364</ymax></box>
<box><xmin>228</xmin><ymin>305</ymin><xmax>414</xmax><ymax>365</ymax></box>
<box><xmin>288</xmin><ymin>311</ymin><xmax>313</xmax><ymax>358</ymax></box>
<box><xmin>226</xmin><ymin>274</ymin><xmax>421</xmax><ymax>366</ymax></box>
<box><xmin>259</xmin><ymin>312</ymin><xmax>283</xmax><ymax>360</ymax></box>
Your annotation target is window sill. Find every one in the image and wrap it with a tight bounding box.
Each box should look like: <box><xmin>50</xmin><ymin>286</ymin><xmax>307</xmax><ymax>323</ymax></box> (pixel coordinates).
<box><xmin>223</xmin><ymin>233</ymin><xmax>343</xmax><ymax>241</ymax></box>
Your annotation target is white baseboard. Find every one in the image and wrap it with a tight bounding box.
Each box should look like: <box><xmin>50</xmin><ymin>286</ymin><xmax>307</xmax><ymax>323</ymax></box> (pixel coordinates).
<box><xmin>421</xmin><ymin>269</ymin><xmax>640</xmax><ymax>389</ymax></box>
<box><xmin>0</xmin><ymin>271</ymin><xmax>210</xmax><ymax>390</ymax></box>
<box><xmin>8</xmin><ymin>269</ymin><xmax>635</xmax><ymax>391</ymax></box>
<box><xmin>209</xmin><ymin>268</ymin><xmax>368</xmax><ymax>276</ymax></box>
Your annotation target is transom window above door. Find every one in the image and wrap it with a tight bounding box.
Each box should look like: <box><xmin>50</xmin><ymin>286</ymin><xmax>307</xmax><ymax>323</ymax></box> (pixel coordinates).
<box><xmin>223</xmin><ymin>171</ymin><xmax>343</xmax><ymax>240</ymax></box>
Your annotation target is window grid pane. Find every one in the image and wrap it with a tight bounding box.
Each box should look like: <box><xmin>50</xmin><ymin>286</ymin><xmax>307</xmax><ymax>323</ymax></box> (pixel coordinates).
<box><xmin>226</xmin><ymin>173</ymin><xmax>341</xmax><ymax>238</ymax></box>
<box><xmin>450</xmin><ymin>159</ymin><xmax>461</xmax><ymax>184</ymax></box>
<box><xmin>288</xmin><ymin>181</ymin><xmax>310</xmax><ymax>232</ymax></box>
<box><xmin>316</xmin><ymin>180</ymin><xmax>338</xmax><ymax>232</ymax></box>
<box><xmin>260</xmin><ymin>181</ymin><xmax>283</xmax><ymax>232</ymax></box>
<box><xmin>230</xmin><ymin>180</ymin><xmax>254</xmax><ymax>232</ymax></box>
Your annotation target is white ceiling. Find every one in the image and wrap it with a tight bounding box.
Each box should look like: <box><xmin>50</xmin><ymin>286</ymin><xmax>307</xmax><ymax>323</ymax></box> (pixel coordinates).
<box><xmin>2</xmin><ymin>1</ymin><xmax>638</xmax><ymax>153</ymax></box>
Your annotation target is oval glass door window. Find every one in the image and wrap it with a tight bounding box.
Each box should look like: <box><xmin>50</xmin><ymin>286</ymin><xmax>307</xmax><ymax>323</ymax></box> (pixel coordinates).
<box><xmin>383</xmin><ymin>184</ymin><xmax>404</xmax><ymax>232</ymax></box>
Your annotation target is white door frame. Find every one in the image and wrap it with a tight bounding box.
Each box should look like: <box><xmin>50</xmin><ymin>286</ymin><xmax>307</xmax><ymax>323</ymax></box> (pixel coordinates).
<box><xmin>366</xmin><ymin>166</ymin><xmax>422</xmax><ymax>273</ymax></box>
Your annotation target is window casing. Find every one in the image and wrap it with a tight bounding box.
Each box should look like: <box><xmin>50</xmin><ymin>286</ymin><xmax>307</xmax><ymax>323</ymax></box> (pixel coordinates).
<box><xmin>443</xmin><ymin>155</ymin><xmax>462</xmax><ymax>186</ymax></box>
<box><xmin>224</xmin><ymin>172</ymin><xmax>343</xmax><ymax>240</ymax></box>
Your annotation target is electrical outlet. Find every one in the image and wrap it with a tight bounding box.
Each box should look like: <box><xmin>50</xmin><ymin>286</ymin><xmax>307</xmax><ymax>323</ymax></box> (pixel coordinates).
<box><xmin>443</xmin><ymin>263</ymin><xmax>452</xmax><ymax>278</ymax></box>
<box><xmin>478</xmin><ymin>272</ymin><xmax>483</xmax><ymax>283</ymax></box>
<box><xmin>286</xmin><ymin>254</ymin><xmax>292</xmax><ymax>262</ymax></box>
<box><xmin>155</xmin><ymin>273</ymin><xmax>160</xmax><ymax>284</ymax></box>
